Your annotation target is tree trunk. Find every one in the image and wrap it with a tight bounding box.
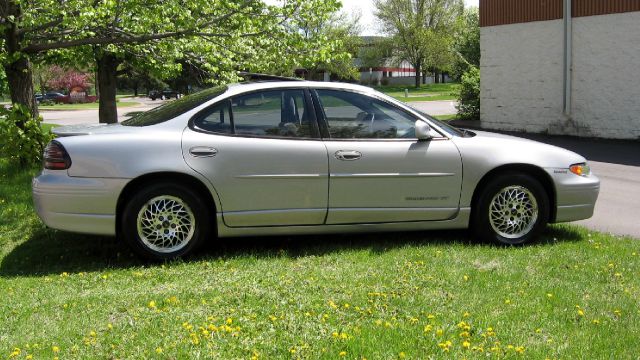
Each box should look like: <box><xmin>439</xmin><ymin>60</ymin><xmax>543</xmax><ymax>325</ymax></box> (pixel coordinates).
<box><xmin>441</xmin><ymin>73</ymin><xmax>446</xmax><ymax>83</ymax></box>
<box><xmin>4</xmin><ymin>58</ymin><xmax>38</xmax><ymax>123</ymax></box>
<box><xmin>2</xmin><ymin>1</ymin><xmax>38</xmax><ymax>124</ymax></box>
<box><xmin>133</xmin><ymin>82</ymin><xmax>139</xmax><ymax>97</ymax></box>
<box><xmin>96</xmin><ymin>52</ymin><xmax>121</xmax><ymax>124</ymax></box>
<box><xmin>414</xmin><ymin>61</ymin><xmax>422</xmax><ymax>89</ymax></box>
<box><xmin>434</xmin><ymin>70</ymin><xmax>440</xmax><ymax>84</ymax></box>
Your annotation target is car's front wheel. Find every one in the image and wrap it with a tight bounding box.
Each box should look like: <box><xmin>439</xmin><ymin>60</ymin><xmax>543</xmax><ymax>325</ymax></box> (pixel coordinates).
<box><xmin>121</xmin><ymin>183</ymin><xmax>210</xmax><ymax>260</ymax></box>
<box><xmin>472</xmin><ymin>172</ymin><xmax>549</xmax><ymax>245</ymax></box>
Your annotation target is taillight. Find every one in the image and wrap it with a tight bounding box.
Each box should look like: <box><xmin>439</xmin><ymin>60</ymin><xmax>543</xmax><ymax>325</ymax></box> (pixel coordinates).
<box><xmin>43</xmin><ymin>140</ymin><xmax>72</xmax><ymax>170</ymax></box>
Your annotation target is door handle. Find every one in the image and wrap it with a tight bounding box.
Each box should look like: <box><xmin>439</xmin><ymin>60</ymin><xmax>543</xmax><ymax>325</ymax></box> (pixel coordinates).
<box><xmin>335</xmin><ymin>150</ymin><xmax>362</xmax><ymax>161</ymax></box>
<box><xmin>189</xmin><ymin>146</ymin><xmax>218</xmax><ymax>157</ymax></box>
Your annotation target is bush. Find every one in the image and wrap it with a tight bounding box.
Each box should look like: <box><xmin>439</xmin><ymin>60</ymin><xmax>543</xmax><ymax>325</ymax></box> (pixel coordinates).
<box><xmin>456</xmin><ymin>66</ymin><xmax>480</xmax><ymax>120</ymax></box>
<box><xmin>0</xmin><ymin>104</ymin><xmax>54</xmax><ymax>166</ymax></box>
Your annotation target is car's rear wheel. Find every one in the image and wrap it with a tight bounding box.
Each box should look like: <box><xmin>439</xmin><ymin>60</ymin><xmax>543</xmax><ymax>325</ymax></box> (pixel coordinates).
<box><xmin>122</xmin><ymin>183</ymin><xmax>210</xmax><ymax>260</ymax></box>
<box><xmin>472</xmin><ymin>172</ymin><xmax>549</xmax><ymax>245</ymax></box>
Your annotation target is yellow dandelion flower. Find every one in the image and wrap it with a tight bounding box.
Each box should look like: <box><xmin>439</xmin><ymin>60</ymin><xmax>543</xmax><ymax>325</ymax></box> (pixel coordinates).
<box><xmin>504</xmin><ymin>299</ymin><xmax>511</xmax><ymax>304</ymax></box>
<box><xmin>332</xmin><ymin>332</ymin><xmax>339</xmax><ymax>338</ymax></box>
<box><xmin>52</xmin><ymin>346</ymin><xmax>60</xmax><ymax>353</ymax></box>
<box><xmin>226</xmin><ymin>318</ymin><xmax>233</xmax><ymax>325</ymax></box>
<box><xmin>399</xmin><ymin>351</ymin><xmax>406</xmax><ymax>358</ymax></box>
<box><xmin>26</xmin><ymin>355</ymin><xmax>33</xmax><ymax>360</ymax></box>
<box><xmin>340</xmin><ymin>333</ymin><xmax>348</xmax><ymax>339</ymax></box>
<box><xmin>463</xmin><ymin>275</ymin><xmax>469</xmax><ymax>281</ymax></box>
<box><xmin>592</xmin><ymin>319</ymin><xmax>600</xmax><ymax>325</ymax></box>
<box><xmin>424</xmin><ymin>325</ymin><xmax>433</xmax><ymax>332</ymax></box>
<box><xmin>339</xmin><ymin>351</ymin><xmax>347</xmax><ymax>356</ymax></box>
<box><xmin>515</xmin><ymin>346</ymin><xmax>525</xmax><ymax>354</ymax></box>
<box><xmin>614</xmin><ymin>309</ymin><xmax>622</xmax><ymax>317</ymax></box>
<box><xmin>463</xmin><ymin>341</ymin><xmax>471</xmax><ymax>349</ymax></box>
<box><xmin>546</xmin><ymin>293</ymin><xmax>553</xmax><ymax>298</ymax></box>
<box><xmin>375</xmin><ymin>319</ymin><xmax>383</xmax><ymax>326</ymax></box>
<box><xmin>9</xmin><ymin>348</ymin><xmax>20</xmax><ymax>358</ymax></box>
<box><xmin>463</xmin><ymin>312</ymin><xmax>470</xmax><ymax>318</ymax></box>
<box><xmin>290</xmin><ymin>348</ymin><xmax>296</xmax><ymax>354</ymax></box>
<box><xmin>148</xmin><ymin>301</ymin><xmax>156</xmax><ymax>309</ymax></box>
<box><xmin>436</xmin><ymin>329</ymin><xmax>444</xmax><ymax>336</ymax></box>
<box><xmin>427</xmin><ymin>314</ymin><xmax>436</xmax><ymax>320</ymax></box>
<box><xmin>577</xmin><ymin>309</ymin><xmax>585</xmax><ymax>317</ymax></box>
<box><xmin>155</xmin><ymin>347</ymin><xmax>163</xmax><ymax>354</ymax></box>
<box><xmin>107</xmin><ymin>323</ymin><xmax>113</xmax><ymax>330</ymax></box>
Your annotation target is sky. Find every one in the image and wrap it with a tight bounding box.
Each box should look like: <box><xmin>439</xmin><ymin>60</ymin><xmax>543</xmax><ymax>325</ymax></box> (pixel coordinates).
<box><xmin>342</xmin><ymin>0</ymin><xmax>479</xmax><ymax>36</ymax></box>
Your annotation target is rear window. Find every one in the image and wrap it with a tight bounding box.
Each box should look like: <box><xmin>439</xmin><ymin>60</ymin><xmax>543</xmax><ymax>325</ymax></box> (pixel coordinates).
<box><xmin>122</xmin><ymin>85</ymin><xmax>227</xmax><ymax>126</ymax></box>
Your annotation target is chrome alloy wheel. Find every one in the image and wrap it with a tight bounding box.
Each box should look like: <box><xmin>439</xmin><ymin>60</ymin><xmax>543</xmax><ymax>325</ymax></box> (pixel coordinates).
<box><xmin>136</xmin><ymin>195</ymin><xmax>196</xmax><ymax>253</ymax></box>
<box><xmin>488</xmin><ymin>185</ymin><xmax>539</xmax><ymax>239</ymax></box>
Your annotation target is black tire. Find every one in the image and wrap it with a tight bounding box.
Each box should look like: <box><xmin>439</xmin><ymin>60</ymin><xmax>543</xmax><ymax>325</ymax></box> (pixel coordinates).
<box><xmin>472</xmin><ymin>172</ymin><xmax>549</xmax><ymax>245</ymax></box>
<box><xmin>121</xmin><ymin>183</ymin><xmax>211</xmax><ymax>260</ymax></box>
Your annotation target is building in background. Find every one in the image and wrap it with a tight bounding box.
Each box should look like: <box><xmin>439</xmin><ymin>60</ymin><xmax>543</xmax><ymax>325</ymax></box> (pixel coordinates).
<box><xmin>480</xmin><ymin>0</ymin><xmax>640</xmax><ymax>139</ymax></box>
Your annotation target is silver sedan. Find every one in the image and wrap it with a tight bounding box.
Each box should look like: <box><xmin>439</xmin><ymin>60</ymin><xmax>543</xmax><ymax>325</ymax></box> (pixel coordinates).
<box><xmin>32</xmin><ymin>81</ymin><xmax>600</xmax><ymax>259</ymax></box>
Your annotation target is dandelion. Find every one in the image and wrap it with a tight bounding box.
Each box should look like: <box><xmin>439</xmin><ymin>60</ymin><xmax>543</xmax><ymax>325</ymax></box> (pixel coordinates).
<box><xmin>226</xmin><ymin>318</ymin><xmax>233</xmax><ymax>325</ymax></box>
<box><xmin>577</xmin><ymin>309</ymin><xmax>585</xmax><ymax>317</ymax></box>
<box><xmin>399</xmin><ymin>352</ymin><xmax>406</xmax><ymax>358</ymax></box>
<box><xmin>546</xmin><ymin>293</ymin><xmax>553</xmax><ymax>298</ymax></box>
<box><xmin>339</xmin><ymin>351</ymin><xmax>347</xmax><ymax>356</ymax></box>
<box><xmin>463</xmin><ymin>341</ymin><xmax>471</xmax><ymax>349</ymax></box>
<box><xmin>107</xmin><ymin>323</ymin><xmax>113</xmax><ymax>330</ymax></box>
<box><xmin>427</xmin><ymin>314</ymin><xmax>436</xmax><ymax>320</ymax></box>
<box><xmin>424</xmin><ymin>325</ymin><xmax>433</xmax><ymax>332</ymax></box>
<box><xmin>26</xmin><ymin>355</ymin><xmax>33</xmax><ymax>360</ymax></box>
<box><xmin>9</xmin><ymin>348</ymin><xmax>20</xmax><ymax>358</ymax></box>
<box><xmin>504</xmin><ymin>299</ymin><xmax>511</xmax><ymax>304</ymax></box>
<box><xmin>156</xmin><ymin>347</ymin><xmax>163</xmax><ymax>354</ymax></box>
<box><xmin>52</xmin><ymin>346</ymin><xmax>60</xmax><ymax>353</ymax></box>
<box><xmin>463</xmin><ymin>312</ymin><xmax>470</xmax><ymax>318</ymax></box>
<box><xmin>613</xmin><ymin>309</ymin><xmax>622</xmax><ymax>317</ymax></box>
<box><xmin>515</xmin><ymin>346</ymin><xmax>525</xmax><ymax>354</ymax></box>
<box><xmin>375</xmin><ymin>319</ymin><xmax>383</xmax><ymax>326</ymax></box>
<box><xmin>592</xmin><ymin>319</ymin><xmax>600</xmax><ymax>325</ymax></box>
<box><xmin>148</xmin><ymin>301</ymin><xmax>156</xmax><ymax>309</ymax></box>
<box><xmin>436</xmin><ymin>329</ymin><xmax>444</xmax><ymax>336</ymax></box>
<box><xmin>463</xmin><ymin>275</ymin><xmax>469</xmax><ymax>281</ymax></box>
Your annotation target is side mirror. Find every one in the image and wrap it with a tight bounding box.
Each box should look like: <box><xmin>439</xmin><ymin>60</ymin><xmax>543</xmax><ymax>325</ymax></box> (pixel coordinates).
<box><xmin>415</xmin><ymin>120</ymin><xmax>432</xmax><ymax>140</ymax></box>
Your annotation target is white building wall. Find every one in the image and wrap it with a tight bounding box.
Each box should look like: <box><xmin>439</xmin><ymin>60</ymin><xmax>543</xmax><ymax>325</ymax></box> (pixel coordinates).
<box><xmin>571</xmin><ymin>12</ymin><xmax>640</xmax><ymax>139</ymax></box>
<box><xmin>480</xmin><ymin>11</ymin><xmax>640</xmax><ymax>139</ymax></box>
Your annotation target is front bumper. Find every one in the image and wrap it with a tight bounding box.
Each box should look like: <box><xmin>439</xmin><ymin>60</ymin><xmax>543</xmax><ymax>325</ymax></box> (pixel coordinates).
<box><xmin>32</xmin><ymin>171</ymin><xmax>128</xmax><ymax>236</ymax></box>
<box><xmin>547</xmin><ymin>169</ymin><xmax>600</xmax><ymax>223</ymax></box>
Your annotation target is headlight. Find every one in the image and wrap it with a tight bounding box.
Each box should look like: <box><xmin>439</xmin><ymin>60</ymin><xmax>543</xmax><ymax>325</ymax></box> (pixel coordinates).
<box><xmin>569</xmin><ymin>163</ymin><xmax>591</xmax><ymax>177</ymax></box>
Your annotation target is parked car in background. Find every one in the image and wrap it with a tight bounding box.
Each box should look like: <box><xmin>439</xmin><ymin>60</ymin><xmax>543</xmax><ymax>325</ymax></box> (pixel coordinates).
<box><xmin>34</xmin><ymin>92</ymin><xmax>66</xmax><ymax>104</ymax></box>
<box><xmin>33</xmin><ymin>78</ymin><xmax>599</xmax><ymax>260</ymax></box>
<box><xmin>149</xmin><ymin>89</ymin><xmax>181</xmax><ymax>100</ymax></box>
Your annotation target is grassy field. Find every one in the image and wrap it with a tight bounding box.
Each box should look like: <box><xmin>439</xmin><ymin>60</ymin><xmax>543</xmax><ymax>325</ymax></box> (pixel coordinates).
<box><xmin>1</xmin><ymin>158</ymin><xmax>639</xmax><ymax>359</ymax></box>
<box><xmin>38</xmin><ymin>101</ymin><xmax>140</xmax><ymax>111</ymax></box>
<box><xmin>376</xmin><ymin>84</ymin><xmax>460</xmax><ymax>102</ymax></box>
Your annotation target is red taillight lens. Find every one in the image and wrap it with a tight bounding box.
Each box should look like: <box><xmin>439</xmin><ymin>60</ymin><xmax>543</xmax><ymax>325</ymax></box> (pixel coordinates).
<box><xmin>43</xmin><ymin>141</ymin><xmax>71</xmax><ymax>170</ymax></box>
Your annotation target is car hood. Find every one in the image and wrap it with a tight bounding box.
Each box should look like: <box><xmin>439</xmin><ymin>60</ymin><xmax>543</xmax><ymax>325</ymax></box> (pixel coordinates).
<box><xmin>51</xmin><ymin>123</ymin><xmax>136</xmax><ymax>137</ymax></box>
<box><xmin>453</xmin><ymin>129</ymin><xmax>587</xmax><ymax>168</ymax></box>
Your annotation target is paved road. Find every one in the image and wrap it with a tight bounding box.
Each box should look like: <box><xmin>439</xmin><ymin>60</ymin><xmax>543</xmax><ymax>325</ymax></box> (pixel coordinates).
<box><xmin>500</xmin><ymin>133</ymin><xmax>640</xmax><ymax>238</ymax></box>
<box><xmin>407</xmin><ymin>100</ymin><xmax>458</xmax><ymax>116</ymax></box>
<box><xmin>41</xmin><ymin>97</ymin><xmax>166</xmax><ymax>125</ymax></box>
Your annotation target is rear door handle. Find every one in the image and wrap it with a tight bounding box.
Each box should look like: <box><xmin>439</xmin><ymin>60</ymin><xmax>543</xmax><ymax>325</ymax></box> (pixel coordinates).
<box><xmin>335</xmin><ymin>150</ymin><xmax>362</xmax><ymax>161</ymax></box>
<box><xmin>189</xmin><ymin>146</ymin><xmax>218</xmax><ymax>157</ymax></box>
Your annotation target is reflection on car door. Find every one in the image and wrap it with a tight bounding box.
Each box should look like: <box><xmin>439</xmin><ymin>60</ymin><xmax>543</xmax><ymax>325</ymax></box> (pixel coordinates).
<box><xmin>182</xmin><ymin>89</ymin><xmax>329</xmax><ymax>227</ymax></box>
<box><xmin>314</xmin><ymin>89</ymin><xmax>463</xmax><ymax>224</ymax></box>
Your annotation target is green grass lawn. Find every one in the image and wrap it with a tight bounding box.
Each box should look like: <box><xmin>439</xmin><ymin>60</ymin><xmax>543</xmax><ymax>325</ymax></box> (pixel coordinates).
<box><xmin>1</xmin><ymin>159</ymin><xmax>639</xmax><ymax>359</ymax></box>
<box><xmin>376</xmin><ymin>83</ymin><xmax>460</xmax><ymax>102</ymax></box>
<box><xmin>38</xmin><ymin>101</ymin><xmax>140</xmax><ymax>111</ymax></box>
<box><xmin>432</xmin><ymin>114</ymin><xmax>457</xmax><ymax>122</ymax></box>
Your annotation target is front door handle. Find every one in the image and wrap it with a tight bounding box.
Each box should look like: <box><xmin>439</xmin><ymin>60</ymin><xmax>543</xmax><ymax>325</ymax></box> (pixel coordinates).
<box><xmin>335</xmin><ymin>150</ymin><xmax>362</xmax><ymax>161</ymax></box>
<box><xmin>189</xmin><ymin>146</ymin><xmax>218</xmax><ymax>157</ymax></box>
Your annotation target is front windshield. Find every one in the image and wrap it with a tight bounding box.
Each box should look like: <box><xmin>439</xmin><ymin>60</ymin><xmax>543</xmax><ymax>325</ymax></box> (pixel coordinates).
<box><xmin>122</xmin><ymin>85</ymin><xmax>227</xmax><ymax>126</ymax></box>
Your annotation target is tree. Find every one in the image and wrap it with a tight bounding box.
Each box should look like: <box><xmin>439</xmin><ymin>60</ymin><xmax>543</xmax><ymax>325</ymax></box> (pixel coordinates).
<box><xmin>46</xmin><ymin>66</ymin><xmax>92</xmax><ymax>93</ymax></box>
<box><xmin>296</xmin><ymin>11</ymin><xmax>362</xmax><ymax>81</ymax></box>
<box><xmin>375</xmin><ymin>0</ymin><xmax>463</xmax><ymax>88</ymax></box>
<box><xmin>1</xmin><ymin>0</ymin><xmax>346</xmax><ymax>123</ymax></box>
<box><xmin>452</xmin><ymin>7</ymin><xmax>479</xmax><ymax>80</ymax></box>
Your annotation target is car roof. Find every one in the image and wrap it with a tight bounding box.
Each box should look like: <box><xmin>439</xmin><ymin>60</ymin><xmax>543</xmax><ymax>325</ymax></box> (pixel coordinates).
<box><xmin>225</xmin><ymin>81</ymin><xmax>376</xmax><ymax>97</ymax></box>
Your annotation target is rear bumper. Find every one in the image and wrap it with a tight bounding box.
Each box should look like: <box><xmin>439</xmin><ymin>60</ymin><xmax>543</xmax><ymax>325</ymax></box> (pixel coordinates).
<box><xmin>32</xmin><ymin>171</ymin><xmax>127</xmax><ymax>236</ymax></box>
<box><xmin>547</xmin><ymin>169</ymin><xmax>600</xmax><ymax>223</ymax></box>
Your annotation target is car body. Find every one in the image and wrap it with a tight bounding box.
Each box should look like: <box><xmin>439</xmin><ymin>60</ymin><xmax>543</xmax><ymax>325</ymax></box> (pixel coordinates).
<box><xmin>149</xmin><ymin>89</ymin><xmax>181</xmax><ymax>100</ymax></box>
<box><xmin>34</xmin><ymin>92</ymin><xmax>66</xmax><ymax>104</ymax></box>
<box><xmin>33</xmin><ymin>80</ymin><xmax>600</xmax><ymax>259</ymax></box>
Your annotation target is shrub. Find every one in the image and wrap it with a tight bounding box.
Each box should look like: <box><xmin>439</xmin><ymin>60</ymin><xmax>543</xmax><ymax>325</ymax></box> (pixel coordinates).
<box><xmin>0</xmin><ymin>104</ymin><xmax>54</xmax><ymax>166</ymax></box>
<box><xmin>456</xmin><ymin>66</ymin><xmax>480</xmax><ymax>120</ymax></box>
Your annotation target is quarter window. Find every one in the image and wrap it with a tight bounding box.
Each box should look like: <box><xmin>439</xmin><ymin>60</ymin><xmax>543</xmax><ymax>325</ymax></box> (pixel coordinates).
<box><xmin>316</xmin><ymin>90</ymin><xmax>417</xmax><ymax>139</ymax></box>
<box><xmin>193</xmin><ymin>101</ymin><xmax>232</xmax><ymax>133</ymax></box>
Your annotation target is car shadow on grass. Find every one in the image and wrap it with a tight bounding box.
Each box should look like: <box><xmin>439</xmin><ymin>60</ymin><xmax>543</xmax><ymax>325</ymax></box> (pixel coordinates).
<box><xmin>0</xmin><ymin>224</ymin><xmax>584</xmax><ymax>278</ymax></box>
